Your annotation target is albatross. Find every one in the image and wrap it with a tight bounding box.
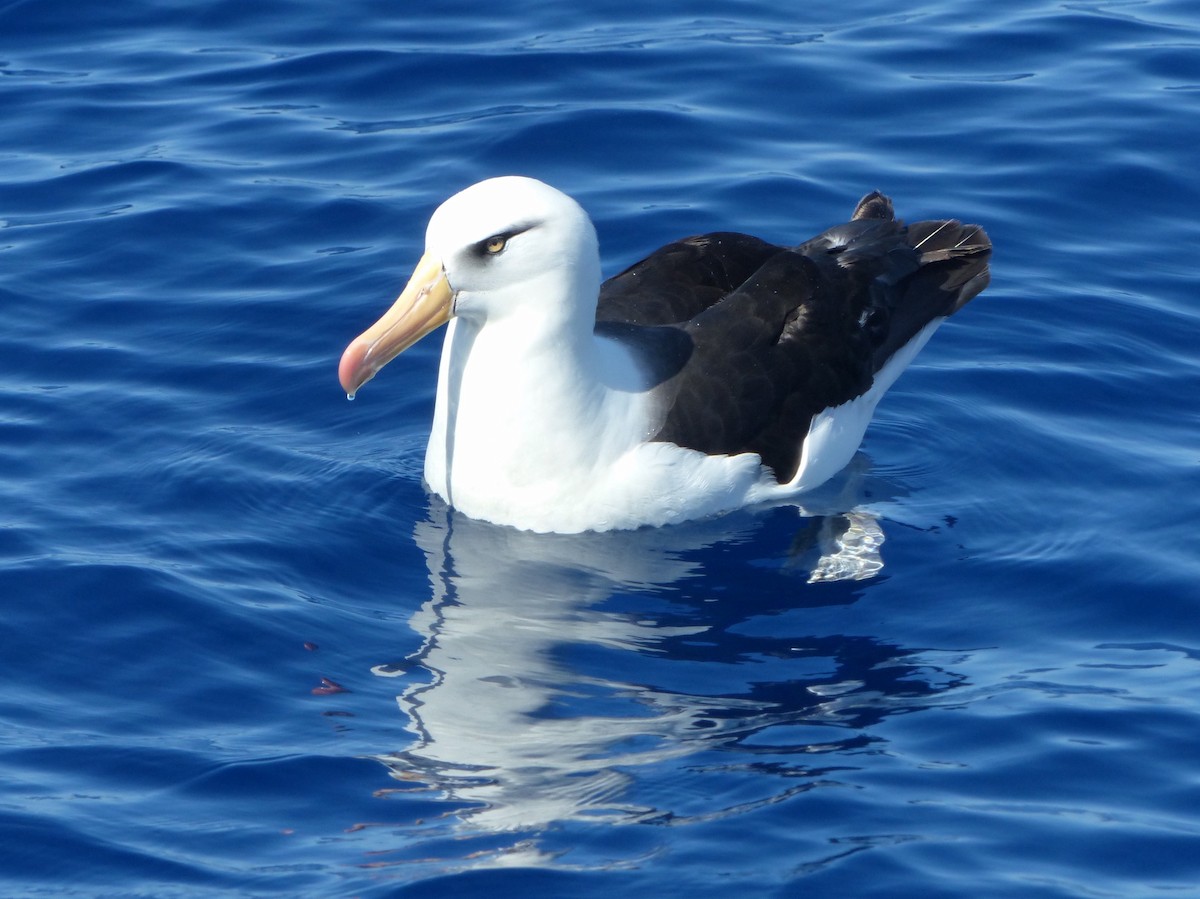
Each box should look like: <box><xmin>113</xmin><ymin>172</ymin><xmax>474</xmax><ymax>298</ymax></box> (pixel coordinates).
<box><xmin>338</xmin><ymin>176</ymin><xmax>991</xmax><ymax>533</ymax></box>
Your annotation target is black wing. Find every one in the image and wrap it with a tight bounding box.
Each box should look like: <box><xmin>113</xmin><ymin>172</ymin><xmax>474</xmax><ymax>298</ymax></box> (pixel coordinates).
<box><xmin>597</xmin><ymin>231</ymin><xmax>786</xmax><ymax>326</ymax></box>
<box><xmin>595</xmin><ymin>192</ymin><xmax>992</xmax><ymax>482</ymax></box>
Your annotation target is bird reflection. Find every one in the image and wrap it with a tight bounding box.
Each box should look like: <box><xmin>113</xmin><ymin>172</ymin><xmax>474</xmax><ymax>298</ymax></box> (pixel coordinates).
<box><xmin>367</xmin><ymin>483</ymin><xmax>964</xmax><ymax>848</ymax></box>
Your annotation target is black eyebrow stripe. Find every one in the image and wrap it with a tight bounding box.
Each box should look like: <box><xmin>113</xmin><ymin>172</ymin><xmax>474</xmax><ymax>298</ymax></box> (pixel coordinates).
<box><xmin>496</xmin><ymin>222</ymin><xmax>538</xmax><ymax>241</ymax></box>
<box><xmin>471</xmin><ymin>222</ymin><xmax>538</xmax><ymax>255</ymax></box>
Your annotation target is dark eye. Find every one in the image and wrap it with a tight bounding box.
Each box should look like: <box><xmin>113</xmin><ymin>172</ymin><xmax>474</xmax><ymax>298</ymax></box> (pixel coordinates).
<box><xmin>485</xmin><ymin>235</ymin><xmax>507</xmax><ymax>255</ymax></box>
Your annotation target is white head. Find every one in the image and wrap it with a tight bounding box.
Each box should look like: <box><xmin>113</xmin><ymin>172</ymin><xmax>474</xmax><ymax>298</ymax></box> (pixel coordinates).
<box><xmin>339</xmin><ymin>176</ymin><xmax>602</xmax><ymax>395</ymax></box>
<box><xmin>429</xmin><ymin>176</ymin><xmax>600</xmax><ymax>324</ymax></box>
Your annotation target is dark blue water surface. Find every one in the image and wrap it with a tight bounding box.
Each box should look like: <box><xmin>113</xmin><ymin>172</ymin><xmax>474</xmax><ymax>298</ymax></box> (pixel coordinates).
<box><xmin>3</xmin><ymin>0</ymin><xmax>1199</xmax><ymax>896</ymax></box>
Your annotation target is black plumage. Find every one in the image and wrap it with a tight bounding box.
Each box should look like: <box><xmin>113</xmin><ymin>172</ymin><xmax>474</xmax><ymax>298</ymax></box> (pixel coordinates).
<box><xmin>594</xmin><ymin>192</ymin><xmax>992</xmax><ymax>482</ymax></box>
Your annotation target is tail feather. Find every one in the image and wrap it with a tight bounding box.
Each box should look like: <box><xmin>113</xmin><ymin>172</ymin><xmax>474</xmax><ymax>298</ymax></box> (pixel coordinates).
<box><xmin>905</xmin><ymin>218</ymin><xmax>992</xmax><ymax>312</ymax></box>
<box><xmin>851</xmin><ymin>190</ymin><xmax>894</xmax><ymax>222</ymax></box>
<box><xmin>831</xmin><ymin>194</ymin><xmax>993</xmax><ymax>370</ymax></box>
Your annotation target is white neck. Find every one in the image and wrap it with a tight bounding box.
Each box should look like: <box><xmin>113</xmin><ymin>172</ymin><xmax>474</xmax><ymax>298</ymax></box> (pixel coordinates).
<box><xmin>424</xmin><ymin>300</ymin><xmax>652</xmax><ymax>519</ymax></box>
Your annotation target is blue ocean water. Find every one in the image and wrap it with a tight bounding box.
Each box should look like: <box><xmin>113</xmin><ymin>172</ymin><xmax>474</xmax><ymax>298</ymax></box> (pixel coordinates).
<box><xmin>2</xmin><ymin>0</ymin><xmax>1199</xmax><ymax>895</ymax></box>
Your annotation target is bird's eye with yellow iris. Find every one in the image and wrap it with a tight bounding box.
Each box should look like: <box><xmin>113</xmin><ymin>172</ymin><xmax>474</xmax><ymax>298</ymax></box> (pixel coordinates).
<box><xmin>485</xmin><ymin>235</ymin><xmax>507</xmax><ymax>255</ymax></box>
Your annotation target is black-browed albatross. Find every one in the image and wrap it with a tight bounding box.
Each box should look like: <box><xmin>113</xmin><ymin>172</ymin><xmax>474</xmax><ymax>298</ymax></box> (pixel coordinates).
<box><xmin>339</xmin><ymin>176</ymin><xmax>991</xmax><ymax>533</ymax></box>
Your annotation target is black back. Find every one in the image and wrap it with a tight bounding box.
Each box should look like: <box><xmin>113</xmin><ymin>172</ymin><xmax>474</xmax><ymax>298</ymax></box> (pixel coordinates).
<box><xmin>594</xmin><ymin>192</ymin><xmax>992</xmax><ymax>483</ymax></box>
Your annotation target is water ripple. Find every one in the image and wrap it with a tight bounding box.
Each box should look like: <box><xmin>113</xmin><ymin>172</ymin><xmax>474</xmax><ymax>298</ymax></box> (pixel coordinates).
<box><xmin>2</xmin><ymin>1</ymin><xmax>1199</xmax><ymax>896</ymax></box>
